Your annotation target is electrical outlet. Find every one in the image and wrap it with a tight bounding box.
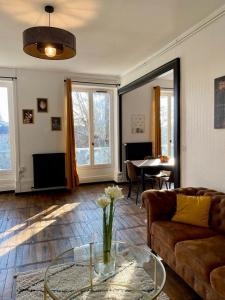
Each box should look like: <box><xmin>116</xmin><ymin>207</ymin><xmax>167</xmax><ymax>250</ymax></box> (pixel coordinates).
<box><xmin>19</xmin><ymin>166</ymin><xmax>26</xmax><ymax>173</ymax></box>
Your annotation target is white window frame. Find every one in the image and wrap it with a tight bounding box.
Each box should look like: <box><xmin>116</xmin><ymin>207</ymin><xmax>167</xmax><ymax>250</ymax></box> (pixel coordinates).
<box><xmin>72</xmin><ymin>85</ymin><xmax>114</xmax><ymax>170</ymax></box>
<box><xmin>0</xmin><ymin>80</ymin><xmax>16</xmax><ymax>176</ymax></box>
<box><xmin>160</xmin><ymin>89</ymin><xmax>174</xmax><ymax>157</ymax></box>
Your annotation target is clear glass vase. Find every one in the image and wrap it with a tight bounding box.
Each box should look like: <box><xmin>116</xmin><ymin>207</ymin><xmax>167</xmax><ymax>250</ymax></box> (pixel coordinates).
<box><xmin>94</xmin><ymin>241</ymin><xmax>116</xmax><ymax>277</ymax></box>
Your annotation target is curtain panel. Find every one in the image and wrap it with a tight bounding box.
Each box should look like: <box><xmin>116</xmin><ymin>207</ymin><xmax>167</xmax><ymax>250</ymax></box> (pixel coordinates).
<box><xmin>151</xmin><ymin>86</ymin><xmax>161</xmax><ymax>157</ymax></box>
<box><xmin>65</xmin><ymin>79</ymin><xmax>79</xmax><ymax>189</ymax></box>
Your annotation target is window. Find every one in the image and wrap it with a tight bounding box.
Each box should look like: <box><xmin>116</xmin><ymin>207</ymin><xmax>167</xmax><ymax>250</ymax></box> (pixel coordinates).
<box><xmin>93</xmin><ymin>92</ymin><xmax>111</xmax><ymax>165</ymax></box>
<box><xmin>73</xmin><ymin>91</ymin><xmax>90</xmax><ymax>166</ymax></box>
<box><xmin>160</xmin><ymin>90</ymin><xmax>174</xmax><ymax>158</ymax></box>
<box><xmin>72</xmin><ymin>87</ymin><xmax>112</xmax><ymax>168</ymax></box>
<box><xmin>0</xmin><ymin>81</ymin><xmax>15</xmax><ymax>172</ymax></box>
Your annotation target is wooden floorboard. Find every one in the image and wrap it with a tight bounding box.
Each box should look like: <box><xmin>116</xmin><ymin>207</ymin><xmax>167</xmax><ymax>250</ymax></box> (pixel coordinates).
<box><xmin>0</xmin><ymin>183</ymin><xmax>201</xmax><ymax>300</ymax></box>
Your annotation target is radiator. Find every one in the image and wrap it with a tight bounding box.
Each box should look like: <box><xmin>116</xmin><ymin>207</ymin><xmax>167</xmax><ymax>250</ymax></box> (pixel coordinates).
<box><xmin>32</xmin><ymin>153</ymin><xmax>66</xmax><ymax>189</ymax></box>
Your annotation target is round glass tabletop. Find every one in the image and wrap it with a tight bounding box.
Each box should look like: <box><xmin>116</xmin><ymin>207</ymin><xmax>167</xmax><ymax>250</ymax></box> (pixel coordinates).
<box><xmin>44</xmin><ymin>241</ymin><xmax>166</xmax><ymax>299</ymax></box>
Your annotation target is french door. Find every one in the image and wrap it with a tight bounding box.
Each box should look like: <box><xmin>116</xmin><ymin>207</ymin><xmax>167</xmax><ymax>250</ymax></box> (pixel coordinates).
<box><xmin>72</xmin><ymin>87</ymin><xmax>113</xmax><ymax>171</ymax></box>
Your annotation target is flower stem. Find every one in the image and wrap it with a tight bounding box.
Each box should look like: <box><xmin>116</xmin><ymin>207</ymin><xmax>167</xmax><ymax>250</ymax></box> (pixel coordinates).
<box><xmin>108</xmin><ymin>198</ymin><xmax>114</xmax><ymax>251</ymax></box>
<box><xmin>103</xmin><ymin>208</ymin><xmax>108</xmax><ymax>263</ymax></box>
<box><xmin>103</xmin><ymin>199</ymin><xmax>114</xmax><ymax>264</ymax></box>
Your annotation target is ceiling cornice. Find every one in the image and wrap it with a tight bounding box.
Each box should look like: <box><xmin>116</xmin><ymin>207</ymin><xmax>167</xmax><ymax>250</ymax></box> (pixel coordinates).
<box><xmin>121</xmin><ymin>3</ymin><xmax>225</xmax><ymax>79</ymax></box>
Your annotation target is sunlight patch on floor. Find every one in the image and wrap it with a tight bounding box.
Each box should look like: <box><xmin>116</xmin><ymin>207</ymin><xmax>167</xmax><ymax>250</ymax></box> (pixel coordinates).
<box><xmin>0</xmin><ymin>202</ymin><xmax>80</xmax><ymax>257</ymax></box>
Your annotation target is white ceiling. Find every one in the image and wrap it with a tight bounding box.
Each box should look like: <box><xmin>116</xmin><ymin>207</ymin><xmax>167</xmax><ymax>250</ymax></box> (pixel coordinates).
<box><xmin>0</xmin><ymin>0</ymin><xmax>225</xmax><ymax>76</ymax></box>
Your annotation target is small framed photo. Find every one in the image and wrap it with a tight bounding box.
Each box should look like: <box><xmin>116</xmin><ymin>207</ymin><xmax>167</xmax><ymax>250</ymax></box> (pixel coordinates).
<box><xmin>37</xmin><ymin>98</ymin><xmax>48</xmax><ymax>112</ymax></box>
<box><xmin>51</xmin><ymin>117</ymin><xmax>61</xmax><ymax>131</ymax></box>
<box><xmin>214</xmin><ymin>76</ymin><xmax>225</xmax><ymax>129</ymax></box>
<box><xmin>131</xmin><ymin>114</ymin><xmax>145</xmax><ymax>134</ymax></box>
<box><xmin>23</xmin><ymin>109</ymin><xmax>34</xmax><ymax>124</ymax></box>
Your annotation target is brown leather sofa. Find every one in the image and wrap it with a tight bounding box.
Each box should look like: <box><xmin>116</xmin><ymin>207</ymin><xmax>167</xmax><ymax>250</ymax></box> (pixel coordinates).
<box><xmin>142</xmin><ymin>187</ymin><xmax>225</xmax><ymax>300</ymax></box>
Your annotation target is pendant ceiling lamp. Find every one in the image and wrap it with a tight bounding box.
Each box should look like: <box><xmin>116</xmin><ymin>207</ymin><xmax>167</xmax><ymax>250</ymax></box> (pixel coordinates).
<box><xmin>23</xmin><ymin>5</ymin><xmax>76</xmax><ymax>60</ymax></box>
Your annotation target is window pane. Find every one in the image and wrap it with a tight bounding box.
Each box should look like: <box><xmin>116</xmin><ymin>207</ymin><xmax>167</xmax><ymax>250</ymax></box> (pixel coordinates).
<box><xmin>160</xmin><ymin>95</ymin><xmax>168</xmax><ymax>156</ymax></box>
<box><xmin>72</xmin><ymin>91</ymin><xmax>90</xmax><ymax>166</ymax></box>
<box><xmin>93</xmin><ymin>92</ymin><xmax>111</xmax><ymax>165</ymax></box>
<box><xmin>0</xmin><ymin>87</ymin><xmax>11</xmax><ymax>170</ymax></box>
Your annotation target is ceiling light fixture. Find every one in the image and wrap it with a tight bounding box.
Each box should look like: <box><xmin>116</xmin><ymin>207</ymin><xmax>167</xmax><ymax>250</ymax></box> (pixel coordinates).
<box><xmin>23</xmin><ymin>5</ymin><xmax>76</xmax><ymax>60</ymax></box>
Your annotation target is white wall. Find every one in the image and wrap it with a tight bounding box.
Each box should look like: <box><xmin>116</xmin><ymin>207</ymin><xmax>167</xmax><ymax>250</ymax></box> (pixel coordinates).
<box><xmin>122</xmin><ymin>78</ymin><xmax>173</xmax><ymax>143</ymax></box>
<box><xmin>0</xmin><ymin>68</ymin><xmax>119</xmax><ymax>192</ymax></box>
<box><xmin>121</xmin><ymin>13</ymin><xmax>225</xmax><ymax>192</ymax></box>
<box><xmin>16</xmin><ymin>69</ymin><xmax>66</xmax><ymax>192</ymax></box>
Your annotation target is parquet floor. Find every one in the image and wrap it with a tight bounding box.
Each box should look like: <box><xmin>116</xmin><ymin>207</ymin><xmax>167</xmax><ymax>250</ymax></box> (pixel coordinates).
<box><xmin>0</xmin><ymin>183</ymin><xmax>201</xmax><ymax>300</ymax></box>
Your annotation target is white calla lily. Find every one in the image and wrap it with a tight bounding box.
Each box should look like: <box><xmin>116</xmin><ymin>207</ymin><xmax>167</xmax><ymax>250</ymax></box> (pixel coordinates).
<box><xmin>105</xmin><ymin>185</ymin><xmax>124</xmax><ymax>200</ymax></box>
<box><xmin>96</xmin><ymin>196</ymin><xmax>111</xmax><ymax>209</ymax></box>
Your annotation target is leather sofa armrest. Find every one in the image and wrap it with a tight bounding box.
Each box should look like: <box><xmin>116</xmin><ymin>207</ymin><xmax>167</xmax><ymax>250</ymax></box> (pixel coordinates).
<box><xmin>142</xmin><ymin>190</ymin><xmax>177</xmax><ymax>246</ymax></box>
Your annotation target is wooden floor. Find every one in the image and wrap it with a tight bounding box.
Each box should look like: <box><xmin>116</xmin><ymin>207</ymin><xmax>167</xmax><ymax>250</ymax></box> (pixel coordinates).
<box><xmin>0</xmin><ymin>183</ymin><xmax>201</xmax><ymax>300</ymax></box>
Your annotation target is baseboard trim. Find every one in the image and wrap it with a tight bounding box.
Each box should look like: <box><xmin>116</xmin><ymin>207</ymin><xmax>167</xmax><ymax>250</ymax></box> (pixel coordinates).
<box><xmin>16</xmin><ymin>177</ymin><xmax>127</xmax><ymax>193</ymax></box>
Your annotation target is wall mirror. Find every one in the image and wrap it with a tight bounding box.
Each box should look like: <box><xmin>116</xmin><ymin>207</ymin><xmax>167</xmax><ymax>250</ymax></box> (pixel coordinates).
<box><xmin>118</xmin><ymin>58</ymin><xmax>180</xmax><ymax>187</ymax></box>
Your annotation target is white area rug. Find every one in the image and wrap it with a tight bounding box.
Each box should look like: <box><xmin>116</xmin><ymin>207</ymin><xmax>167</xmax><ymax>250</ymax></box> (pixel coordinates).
<box><xmin>16</xmin><ymin>262</ymin><xmax>170</xmax><ymax>299</ymax></box>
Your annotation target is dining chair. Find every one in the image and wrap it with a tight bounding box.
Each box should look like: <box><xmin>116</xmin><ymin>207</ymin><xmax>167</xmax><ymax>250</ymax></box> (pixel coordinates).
<box><xmin>126</xmin><ymin>160</ymin><xmax>140</xmax><ymax>204</ymax></box>
<box><xmin>159</xmin><ymin>170</ymin><xmax>174</xmax><ymax>189</ymax></box>
<box><xmin>144</xmin><ymin>171</ymin><xmax>162</xmax><ymax>189</ymax></box>
<box><xmin>143</xmin><ymin>156</ymin><xmax>164</xmax><ymax>189</ymax></box>
<box><xmin>125</xmin><ymin>160</ymin><xmax>156</xmax><ymax>204</ymax></box>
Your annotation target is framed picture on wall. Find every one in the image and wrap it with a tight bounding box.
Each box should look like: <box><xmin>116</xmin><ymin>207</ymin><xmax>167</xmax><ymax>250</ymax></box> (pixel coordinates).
<box><xmin>131</xmin><ymin>114</ymin><xmax>145</xmax><ymax>134</ymax></box>
<box><xmin>37</xmin><ymin>98</ymin><xmax>48</xmax><ymax>112</ymax></box>
<box><xmin>214</xmin><ymin>76</ymin><xmax>225</xmax><ymax>129</ymax></box>
<box><xmin>51</xmin><ymin>117</ymin><xmax>61</xmax><ymax>131</ymax></box>
<box><xmin>22</xmin><ymin>109</ymin><xmax>34</xmax><ymax>124</ymax></box>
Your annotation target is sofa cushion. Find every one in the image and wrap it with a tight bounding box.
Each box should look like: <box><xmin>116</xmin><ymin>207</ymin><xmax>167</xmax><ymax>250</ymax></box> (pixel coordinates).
<box><xmin>151</xmin><ymin>221</ymin><xmax>216</xmax><ymax>251</ymax></box>
<box><xmin>175</xmin><ymin>235</ymin><xmax>225</xmax><ymax>282</ymax></box>
<box><xmin>210</xmin><ymin>266</ymin><xmax>225</xmax><ymax>298</ymax></box>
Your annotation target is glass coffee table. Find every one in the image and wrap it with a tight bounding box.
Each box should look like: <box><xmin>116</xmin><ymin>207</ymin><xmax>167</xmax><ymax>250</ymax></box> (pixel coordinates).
<box><xmin>44</xmin><ymin>241</ymin><xmax>166</xmax><ymax>299</ymax></box>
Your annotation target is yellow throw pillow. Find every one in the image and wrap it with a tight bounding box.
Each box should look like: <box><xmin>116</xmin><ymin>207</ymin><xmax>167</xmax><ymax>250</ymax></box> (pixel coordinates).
<box><xmin>172</xmin><ymin>194</ymin><xmax>211</xmax><ymax>227</ymax></box>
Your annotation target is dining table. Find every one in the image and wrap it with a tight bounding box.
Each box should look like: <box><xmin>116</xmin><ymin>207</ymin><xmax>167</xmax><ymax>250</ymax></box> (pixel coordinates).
<box><xmin>131</xmin><ymin>158</ymin><xmax>175</xmax><ymax>191</ymax></box>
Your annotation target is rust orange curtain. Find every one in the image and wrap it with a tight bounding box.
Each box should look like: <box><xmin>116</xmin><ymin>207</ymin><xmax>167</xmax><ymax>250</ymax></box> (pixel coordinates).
<box><xmin>65</xmin><ymin>79</ymin><xmax>79</xmax><ymax>190</ymax></box>
<box><xmin>151</xmin><ymin>86</ymin><xmax>162</xmax><ymax>157</ymax></box>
